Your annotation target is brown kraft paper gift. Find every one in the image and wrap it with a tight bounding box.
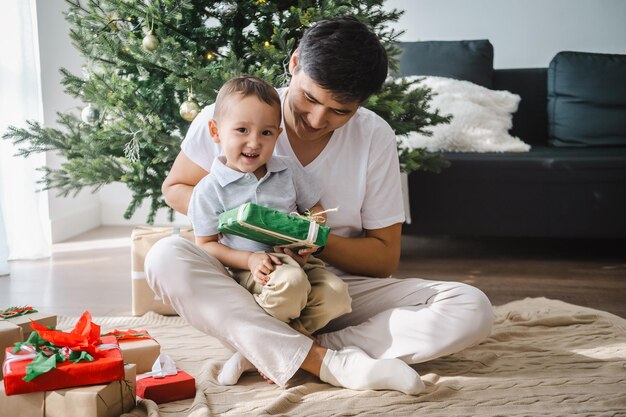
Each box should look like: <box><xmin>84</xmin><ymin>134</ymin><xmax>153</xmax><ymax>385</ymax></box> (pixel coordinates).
<box><xmin>131</xmin><ymin>226</ymin><xmax>194</xmax><ymax>316</ymax></box>
<box><xmin>0</xmin><ymin>364</ymin><xmax>136</xmax><ymax>417</ymax></box>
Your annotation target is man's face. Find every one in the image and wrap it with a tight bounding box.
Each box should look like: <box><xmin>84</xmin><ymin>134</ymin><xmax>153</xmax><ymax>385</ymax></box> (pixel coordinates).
<box><xmin>285</xmin><ymin>56</ymin><xmax>360</xmax><ymax>143</ymax></box>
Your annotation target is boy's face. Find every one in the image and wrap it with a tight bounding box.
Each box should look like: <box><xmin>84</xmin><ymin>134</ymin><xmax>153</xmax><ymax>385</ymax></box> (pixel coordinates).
<box><xmin>285</xmin><ymin>51</ymin><xmax>360</xmax><ymax>143</ymax></box>
<box><xmin>209</xmin><ymin>95</ymin><xmax>282</xmax><ymax>179</ymax></box>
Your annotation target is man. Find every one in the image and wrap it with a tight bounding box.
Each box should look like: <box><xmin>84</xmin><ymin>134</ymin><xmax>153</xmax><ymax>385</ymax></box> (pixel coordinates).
<box><xmin>146</xmin><ymin>16</ymin><xmax>493</xmax><ymax>394</ymax></box>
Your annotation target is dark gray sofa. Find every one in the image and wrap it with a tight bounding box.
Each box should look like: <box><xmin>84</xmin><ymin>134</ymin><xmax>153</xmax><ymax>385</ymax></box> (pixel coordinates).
<box><xmin>398</xmin><ymin>41</ymin><xmax>626</xmax><ymax>238</ymax></box>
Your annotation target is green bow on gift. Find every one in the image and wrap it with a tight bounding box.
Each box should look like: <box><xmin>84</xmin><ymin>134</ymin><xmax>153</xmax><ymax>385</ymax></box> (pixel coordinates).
<box><xmin>11</xmin><ymin>311</ymin><xmax>100</xmax><ymax>381</ymax></box>
<box><xmin>1</xmin><ymin>305</ymin><xmax>38</xmax><ymax>319</ymax></box>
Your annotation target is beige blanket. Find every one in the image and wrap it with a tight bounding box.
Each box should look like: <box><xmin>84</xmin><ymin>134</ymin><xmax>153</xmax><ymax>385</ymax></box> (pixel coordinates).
<box><xmin>58</xmin><ymin>298</ymin><xmax>626</xmax><ymax>416</ymax></box>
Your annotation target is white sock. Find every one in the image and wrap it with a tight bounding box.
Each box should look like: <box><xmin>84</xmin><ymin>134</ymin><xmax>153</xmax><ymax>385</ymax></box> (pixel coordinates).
<box><xmin>217</xmin><ymin>352</ymin><xmax>255</xmax><ymax>385</ymax></box>
<box><xmin>319</xmin><ymin>347</ymin><xmax>425</xmax><ymax>395</ymax></box>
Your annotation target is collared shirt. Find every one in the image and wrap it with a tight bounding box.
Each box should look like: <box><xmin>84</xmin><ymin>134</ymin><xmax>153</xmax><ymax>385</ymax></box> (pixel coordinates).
<box><xmin>188</xmin><ymin>155</ymin><xmax>321</xmax><ymax>253</ymax></box>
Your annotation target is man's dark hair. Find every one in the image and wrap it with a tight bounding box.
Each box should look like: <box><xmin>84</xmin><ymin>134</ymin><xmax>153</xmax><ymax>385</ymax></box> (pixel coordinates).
<box><xmin>295</xmin><ymin>15</ymin><xmax>388</xmax><ymax>104</ymax></box>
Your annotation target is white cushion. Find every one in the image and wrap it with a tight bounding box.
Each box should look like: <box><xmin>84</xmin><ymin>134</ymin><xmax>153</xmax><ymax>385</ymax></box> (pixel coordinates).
<box><xmin>400</xmin><ymin>76</ymin><xmax>531</xmax><ymax>153</ymax></box>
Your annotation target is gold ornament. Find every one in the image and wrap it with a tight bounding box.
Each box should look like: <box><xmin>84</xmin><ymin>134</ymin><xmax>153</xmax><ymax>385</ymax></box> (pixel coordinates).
<box><xmin>107</xmin><ymin>14</ymin><xmax>119</xmax><ymax>32</ymax></box>
<box><xmin>263</xmin><ymin>41</ymin><xmax>271</xmax><ymax>48</ymax></box>
<box><xmin>206</xmin><ymin>51</ymin><xmax>215</xmax><ymax>60</ymax></box>
<box><xmin>81</xmin><ymin>104</ymin><xmax>100</xmax><ymax>125</ymax></box>
<box><xmin>142</xmin><ymin>31</ymin><xmax>159</xmax><ymax>52</ymax></box>
<box><xmin>179</xmin><ymin>94</ymin><xmax>200</xmax><ymax>121</ymax></box>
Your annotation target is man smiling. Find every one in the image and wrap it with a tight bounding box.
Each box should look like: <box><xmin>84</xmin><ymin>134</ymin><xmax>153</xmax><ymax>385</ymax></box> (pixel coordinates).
<box><xmin>146</xmin><ymin>15</ymin><xmax>493</xmax><ymax>393</ymax></box>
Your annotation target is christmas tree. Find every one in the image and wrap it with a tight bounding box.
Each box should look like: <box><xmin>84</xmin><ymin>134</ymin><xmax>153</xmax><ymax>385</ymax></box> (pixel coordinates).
<box><xmin>3</xmin><ymin>0</ymin><xmax>449</xmax><ymax>224</ymax></box>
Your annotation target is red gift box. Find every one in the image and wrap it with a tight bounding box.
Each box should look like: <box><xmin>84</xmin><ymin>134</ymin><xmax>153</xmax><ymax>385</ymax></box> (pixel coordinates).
<box><xmin>3</xmin><ymin>334</ymin><xmax>125</xmax><ymax>396</ymax></box>
<box><xmin>136</xmin><ymin>370</ymin><xmax>195</xmax><ymax>404</ymax></box>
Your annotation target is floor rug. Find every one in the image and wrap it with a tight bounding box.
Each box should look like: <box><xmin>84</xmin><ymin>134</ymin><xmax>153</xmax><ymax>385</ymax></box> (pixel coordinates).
<box><xmin>57</xmin><ymin>298</ymin><xmax>626</xmax><ymax>416</ymax></box>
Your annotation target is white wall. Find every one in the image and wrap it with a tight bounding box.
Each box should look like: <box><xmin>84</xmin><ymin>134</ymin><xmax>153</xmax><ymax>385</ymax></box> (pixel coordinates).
<box><xmin>35</xmin><ymin>1</ymin><xmax>189</xmax><ymax>231</ymax></box>
<box><xmin>39</xmin><ymin>0</ymin><xmax>626</xmax><ymax>236</ymax></box>
<box><xmin>385</xmin><ymin>0</ymin><xmax>626</xmax><ymax>68</ymax></box>
<box><xmin>35</xmin><ymin>0</ymin><xmax>101</xmax><ymax>242</ymax></box>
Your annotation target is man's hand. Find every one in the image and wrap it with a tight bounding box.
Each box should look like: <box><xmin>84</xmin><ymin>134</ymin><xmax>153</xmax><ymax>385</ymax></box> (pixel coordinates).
<box><xmin>247</xmin><ymin>253</ymin><xmax>282</xmax><ymax>285</ymax></box>
<box><xmin>273</xmin><ymin>246</ymin><xmax>316</xmax><ymax>267</ymax></box>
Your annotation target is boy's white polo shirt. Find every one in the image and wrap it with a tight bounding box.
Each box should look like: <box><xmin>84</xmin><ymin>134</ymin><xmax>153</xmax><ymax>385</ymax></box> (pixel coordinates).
<box><xmin>188</xmin><ymin>155</ymin><xmax>321</xmax><ymax>253</ymax></box>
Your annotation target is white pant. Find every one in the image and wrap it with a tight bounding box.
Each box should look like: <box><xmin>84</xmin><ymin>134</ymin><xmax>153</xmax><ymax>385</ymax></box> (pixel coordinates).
<box><xmin>145</xmin><ymin>236</ymin><xmax>494</xmax><ymax>387</ymax></box>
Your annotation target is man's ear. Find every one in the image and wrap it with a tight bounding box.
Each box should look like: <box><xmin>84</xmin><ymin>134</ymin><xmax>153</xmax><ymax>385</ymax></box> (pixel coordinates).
<box><xmin>288</xmin><ymin>49</ymin><xmax>299</xmax><ymax>75</ymax></box>
<box><xmin>208</xmin><ymin>119</ymin><xmax>220</xmax><ymax>144</ymax></box>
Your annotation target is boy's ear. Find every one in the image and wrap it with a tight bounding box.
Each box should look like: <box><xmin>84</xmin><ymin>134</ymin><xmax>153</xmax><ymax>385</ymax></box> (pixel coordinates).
<box><xmin>208</xmin><ymin>119</ymin><xmax>220</xmax><ymax>144</ymax></box>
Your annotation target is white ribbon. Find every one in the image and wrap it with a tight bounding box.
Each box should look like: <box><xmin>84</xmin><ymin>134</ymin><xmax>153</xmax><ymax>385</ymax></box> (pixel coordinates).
<box><xmin>1</xmin><ymin>343</ymin><xmax>118</xmax><ymax>376</ymax></box>
<box><xmin>136</xmin><ymin>354</ymin><xmax>178</xmax><ymax>381</ymax></box>
<box><xmin>2</xmin><ymin>345</ymin><xmax>37</xmax><ymax>376</ymax></box>
<box><xmin>97</xmin><ymin>343</ymin><xmax>119</xmax><ymax>351</ymax></box>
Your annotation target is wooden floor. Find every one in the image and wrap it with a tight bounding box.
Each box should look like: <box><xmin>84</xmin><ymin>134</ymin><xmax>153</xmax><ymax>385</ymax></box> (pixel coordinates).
<box><xmin>1</xmin><ymin>226</ymin><xmax>625</xmax><ymax>318</ymax></box>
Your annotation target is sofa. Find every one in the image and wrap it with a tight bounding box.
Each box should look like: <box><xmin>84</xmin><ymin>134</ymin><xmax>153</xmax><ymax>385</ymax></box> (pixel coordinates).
<box><xmin>397</xmin><ymin>40</ymin><xmax>626</xmax><ymax>238</ymax></box>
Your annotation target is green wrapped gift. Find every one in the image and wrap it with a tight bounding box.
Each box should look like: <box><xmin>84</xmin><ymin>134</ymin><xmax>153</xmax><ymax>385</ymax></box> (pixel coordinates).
<box><xmin>218</xmin><ymin>203</ymin><xmax>329</xmax><ymax>249</ymax></box>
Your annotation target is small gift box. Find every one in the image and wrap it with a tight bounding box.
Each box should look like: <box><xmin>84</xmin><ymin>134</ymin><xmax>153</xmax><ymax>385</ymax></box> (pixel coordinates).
<box><xmin>131</xmin><ymin>226</ymin><xmax>194</xmax><ymax>316</ymax></box>
<box><xmin>103</xmin><ymin>329</ymin><xmax>160</xmax><ymax>374</ymax></box>
<box><xmin>44</xmin><ymin>363</ymin><xmax>136</xmax><ymax>417</ymax></box>
<box><xmin>1</xmin><ymin>321</ymin><xmax>23</xmax><ymax>379</ymax></box>
<box><xmin>136</xmin><ymin>354</ymin><xmax>195</xmax><ymax>404</ymax></box>
<box><xmin>0</xmin><ymin>364</ymin><xmax>136</xmax><ymax>417</ymax></box>
<box><xmin>218</xmin><ymin>203</ymin><xmax>330</xmax><ymax>249</ymax></box>
<box><xmin>1</xmin><ymin>306</ymin><xmax>57</xmax><ymax>338</ymax></box>
<box><xmin>3</xmin><ymin>312</ymin><xmax>125</xmax><ymax>395</ymax></box>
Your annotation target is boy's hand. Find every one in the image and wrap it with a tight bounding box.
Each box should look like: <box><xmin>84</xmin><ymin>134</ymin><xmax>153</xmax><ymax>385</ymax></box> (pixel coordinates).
<box><xmin>248</xmin><ymin>253</ymin><xmax>282</xmax><ymax>286</ymax></box>
<box><xmin>273</xmin><ymin>246</ymin><xmax>316</xmax><ymax>267</ymax></box>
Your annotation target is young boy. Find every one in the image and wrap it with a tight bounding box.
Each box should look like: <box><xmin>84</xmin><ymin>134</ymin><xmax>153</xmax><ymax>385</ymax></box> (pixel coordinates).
<box><xmin>187</xmin><ymin>76</ymin><xmax>352</xmax><ymax>376</ymax></box>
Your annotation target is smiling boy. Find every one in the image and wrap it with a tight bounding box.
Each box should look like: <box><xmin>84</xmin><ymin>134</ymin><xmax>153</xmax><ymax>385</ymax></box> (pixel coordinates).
<box><xmin>188</xmin><ymin>76</ymin><xmax>395</xmax><ymax>387</ymax></box>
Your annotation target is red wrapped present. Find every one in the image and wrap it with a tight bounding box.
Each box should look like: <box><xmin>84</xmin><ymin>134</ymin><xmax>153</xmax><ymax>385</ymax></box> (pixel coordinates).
<box><xmin>137</xmin><ymin>371</ymin><xmax>195</xmax><ymax>404</ymax></box>
<box><xmin>0</xmin><ymin>364</ymin><xmax>136</xmax><ymax>417</ymax></box>
<box><xmin>2</xmin><ymin>311</ymin><xmax>125</xmax><ymax>395</ymax></box>
<box><xmin>136</xmin><ymin>354</ymin><xmax>195</xmax><ymax>404</ymax></box>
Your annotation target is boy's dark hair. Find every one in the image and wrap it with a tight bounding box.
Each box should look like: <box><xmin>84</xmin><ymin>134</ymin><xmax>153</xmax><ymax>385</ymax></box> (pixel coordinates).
<box><xmin>295</xmin><ymin>15</ymin><xmax>388</xmax><ymax>104</ymax></box>
<box><xmin>214</xmin><ymin>75</ymin><xmax>281</xmax><ymax>121</ymax></box>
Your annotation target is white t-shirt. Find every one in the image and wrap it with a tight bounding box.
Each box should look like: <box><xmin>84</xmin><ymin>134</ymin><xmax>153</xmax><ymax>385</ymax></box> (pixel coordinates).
<box><xmin>181</xmin><ymin>88</ymin><xmax>405</xmax><ymax>249</ymax></box>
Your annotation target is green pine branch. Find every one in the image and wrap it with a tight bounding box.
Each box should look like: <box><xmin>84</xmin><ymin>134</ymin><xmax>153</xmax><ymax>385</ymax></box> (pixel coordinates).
<box><xmin>2</xmin><ymin>0</ymin><xmax>450</xmax><ymax>224</ymax></box>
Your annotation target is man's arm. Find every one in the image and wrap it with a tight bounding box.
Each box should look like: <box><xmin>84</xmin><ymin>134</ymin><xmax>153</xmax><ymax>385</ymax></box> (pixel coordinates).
<box><xmin>318</xmin><ymin>223</ymin><xmax>402</xmax><ymax>277</ymax></box>
<box><xmin>162</xmin><ymin>151</ymin><xmax>209</xmax><ymax>215</ymax></box>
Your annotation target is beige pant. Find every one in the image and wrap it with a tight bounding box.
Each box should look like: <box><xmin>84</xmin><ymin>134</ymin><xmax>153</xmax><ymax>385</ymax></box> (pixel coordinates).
<box><xmin>232</xmin><ymin>254</ymin><xmax>352</xmax><ymax>336</ymax></box>
<box><xmin>145</xmin><ymin>237</ymin><xmax>494</xmax><ymax>387</ymax></box>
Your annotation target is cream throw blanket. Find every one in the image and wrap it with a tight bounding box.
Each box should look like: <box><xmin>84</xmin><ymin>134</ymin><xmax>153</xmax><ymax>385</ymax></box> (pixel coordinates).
<box><xmin>400</xmin><ymin>76</ymin><xmax>532</xmax><ymax>153</ymax></box>
<box><xmin>57</xmin><ymin>298</ymin><xmax>626</xmax><ymax>416</ymax></box>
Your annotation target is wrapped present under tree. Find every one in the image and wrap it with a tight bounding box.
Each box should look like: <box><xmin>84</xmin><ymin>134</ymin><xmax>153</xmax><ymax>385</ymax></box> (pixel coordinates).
<box><xmin>131</xmin><ymin>226</ymin><xmax>193</xmax><ymax>316</ymax></box>
<box><xmin>0</xmin><ymin>364</ymin><xmax>136</xmax><ymax>417</ymax></box>
<box><xmin>218</xmin><ymin>203</ymin><xmax>330</xmax><ymax>250</ymax></box>
<box><xmin>136</xmin><ymin>354</ymin><xmax>195</xmax><ymax>404</ymax></box>
<box><xmin>2</xmin><ymin>311</ymin><xmax>125</xmax><ymax>395</ymax></box>
<box><xmin>102</xmin><ymin>329</ymin><xmax>160</xmax><ymax>374</ymax></box>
